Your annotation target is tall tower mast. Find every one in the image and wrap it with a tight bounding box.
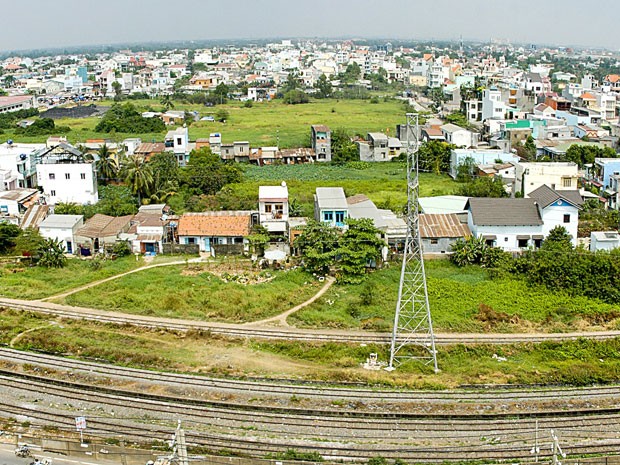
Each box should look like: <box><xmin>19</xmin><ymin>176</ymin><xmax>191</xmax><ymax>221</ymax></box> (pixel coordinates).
<box><xmin>388</xmin><ymin>113</ymin><xmax>438</xmax><ymax>372</ymax></box>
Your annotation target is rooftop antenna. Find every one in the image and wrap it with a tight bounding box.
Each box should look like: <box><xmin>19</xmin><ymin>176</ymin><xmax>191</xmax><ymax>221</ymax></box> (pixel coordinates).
<box><xmin>387</xmin><ymin>113</ymin><xmax>438</xmax><ymax>373</ymax></box>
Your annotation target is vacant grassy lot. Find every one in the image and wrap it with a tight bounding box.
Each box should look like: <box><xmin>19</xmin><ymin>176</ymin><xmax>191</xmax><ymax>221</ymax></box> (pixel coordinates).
<box><xmin>4</xmin><ymin>308</ymin><xmax>620</xmax><ymax>387</ymax></box>
<box><xmin>60</xmin><ymin>265</ymin><xmax>320</xmax><ymax>323</ymax></box>
<box><xmin>3</xmin><ymin>98</ymin><xmax>408</xmax><ymax>148</ymax></box>
<box><xmin>0</xmin><ymin>256</ymin><xmax>146</xmax><ymax>300</ymax></box>
<box><xmin>290</xmin><ymin>260</ymin><xmax>620</xmax><ymax>333</ymax></box>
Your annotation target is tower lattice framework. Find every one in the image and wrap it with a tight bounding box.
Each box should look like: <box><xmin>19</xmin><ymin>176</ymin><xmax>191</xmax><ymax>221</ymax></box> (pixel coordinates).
<box><xmin>388</xmin><ymin>113</ymin><xmax>438</xmax><ymax>372</ymax></box>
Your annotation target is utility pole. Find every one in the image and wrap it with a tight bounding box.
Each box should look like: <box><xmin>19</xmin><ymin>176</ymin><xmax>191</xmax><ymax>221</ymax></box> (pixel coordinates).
<box><xmin>551</xmin><ymin>430</ymin><xmax>565</xmax><ymax>465</ymax></box>
<box><xmin>387</xmin><ymin>113</ymin><xmax>438</xmax><ymax>372</ymax></box>
<box><xmin>166</xmin><ymin>420</ymin><xmax>188</xmax><ymax>465</ymax></box>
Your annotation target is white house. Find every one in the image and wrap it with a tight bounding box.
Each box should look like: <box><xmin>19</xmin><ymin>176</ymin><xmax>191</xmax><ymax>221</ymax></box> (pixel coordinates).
<box><xmin>440</xmin><ymin>124</ymin><xmax>477</xmax><ymax>148</ymax></box>
<box><xmin>0</xmin><ymin>141</ymin><xmax>46</xmax><ymax>189</ymax></box>
<box><xmin>38</xmin><ymin>214</ymin><xmax>84</xmax><ymax>255</ymax></box>
<box><xmin>514</xmin><ymin>162</ymin><xmax>579</xmax><ymax>198</ymax></box>
<box><xmin>314</xmin><ymin>187</ymin><xmax>348</xmax><ymax>228</ymax></box>
<box><xmin>590</xmin><ymin>231</ymin><xmax>620</xmax><ymax>252</ymax></box>
<box><xmin>259</xmin><ymin>183</ymin><xmax>289</xmax><ymax>235</ymax></box>
<box><xmin>35</xmin><ymin>143</ymin><xmax>98</xmax><ymax>205</ymax></box>
<box><xmin>466</xmin><ymin>186</ymin><xmax>581</xmax><ymax>251</ymax></box>
<box><xmin>450</xmin><ymin>149</ymin><xmax>519</xmax><ymax>179</ymax></box>
<box><xmin>165</xmin><ymin>127</ymin><xmax>190</xmax><ymax>166</ymax></box>
<box><xmin>481</xmin><ymin>87</ymin><xmax>507</xmax><ymax>121</ymax></box>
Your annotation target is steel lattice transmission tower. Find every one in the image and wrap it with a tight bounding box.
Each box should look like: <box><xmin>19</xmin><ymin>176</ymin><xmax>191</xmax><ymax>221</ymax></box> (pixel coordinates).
<box><xmin>388</xmin><ymin>113</ymin><xmax>438</xmax><ymax>372</ymax></box>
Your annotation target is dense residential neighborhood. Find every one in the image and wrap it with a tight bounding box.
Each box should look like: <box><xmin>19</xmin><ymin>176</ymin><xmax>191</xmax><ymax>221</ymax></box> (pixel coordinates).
<box><xmin>2</xmin><ymin>18</ymin><xmax>620</xmax><ymax>465</ymax></box>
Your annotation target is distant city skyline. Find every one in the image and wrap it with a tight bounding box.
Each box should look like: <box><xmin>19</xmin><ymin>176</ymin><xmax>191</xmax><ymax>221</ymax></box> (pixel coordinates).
<box><xmin>2</xmin><ymin>0</ymin><xmax>618</xmax><ymax>53</ymax></box>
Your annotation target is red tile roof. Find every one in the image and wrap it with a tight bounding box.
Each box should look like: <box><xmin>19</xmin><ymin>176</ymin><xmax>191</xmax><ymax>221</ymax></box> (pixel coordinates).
<box><xmin>178</xmin><ymin>212</ymin><xmax>251</xmax><ymax>237</ymax></box>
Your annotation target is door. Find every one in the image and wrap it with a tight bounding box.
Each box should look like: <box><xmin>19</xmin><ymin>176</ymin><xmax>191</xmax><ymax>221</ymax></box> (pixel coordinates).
<box><xmin>204</xmin><ymin>238</ymin><xmax>211</xmax><ymax>252</ymax></box>
<box><xmin>66</xmin><ymin>241</ymin><xmax>73</xmax><ymax>254</ymax></box>
<box><xmin>145</xmin><ymin>243</ymin><xmax>155</xmax><ymax>253</ymax></box>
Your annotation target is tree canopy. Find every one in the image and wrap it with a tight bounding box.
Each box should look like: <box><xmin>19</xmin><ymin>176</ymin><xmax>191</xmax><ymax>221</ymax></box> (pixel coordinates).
<box><xmin>95</xmin><ymin>103</ymin><xmax>166</xmax><ymax>133</ymax></box>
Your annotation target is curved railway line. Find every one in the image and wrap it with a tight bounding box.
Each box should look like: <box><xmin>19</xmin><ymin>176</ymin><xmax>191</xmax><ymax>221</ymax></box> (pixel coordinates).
<box><xmin>1</xmin><ymin>349</ymin><xmax>620</xmax><ymax>462</ymax></box>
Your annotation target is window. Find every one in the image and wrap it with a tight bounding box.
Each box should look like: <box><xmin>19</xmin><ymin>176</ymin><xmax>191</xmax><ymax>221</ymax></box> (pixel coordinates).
<box><xmin>50</xmin><ymin>190</ymin><xmax>56</xmax><ymax>196</ymax></box>
<box><xmin>563</xmin><ymin>214</ymin><xmax>571</xmax><ymax>223</ymax></box>
<box><xmin>264</xmin><ymin>204</ymin><xmax>272</xmax><ymax>213</ymax></box>
<box><xmin>518</xmin><ymin>239</ymin><xmax>529</xmax><ymax>248</ymax></box>
<box><xmin>534</xmin><ymin>239</ymin><xmax>543</xmax><ymax>249</ymax></box>
<box><xmin>177</xmin><ymin>138</ymin><xmax>182</xmax><ymax>145</ymax></box>
<box><xmin>49</xmin><ymin>173</ymin><xmax>55</xmax><ymax>180</ymax></box>
<box><xmin>430</xmin><ymin>239</ymin><xmax>439</xmax><ymax>245</ymax></box>
<box><xmin>80</xmin><ymin>173</ymin><xmax>86</xmax><ymax>180</ymax></box>
<box><xmin>323</xmin><ymin>211</ymin><xmax>333</xmax><ymax>222</ymax></box>
<box><xmin>562</xmin><ymin>178</ymin><xmax>572</xmax><ymax>188</ymax></box>
<box><xmin>186</xmin><ymin>237</ymin><xmax>196</xmax><ymax>245</ymax></box>
<box><xmin>65</xmin><ymin>173</ymin><xmax>70</xmax><ymax>180</ymax></box>
<box><xmin>335</xmin><ymin>211</ymin><xmax>345</xmax><ymax>224</ymax></box>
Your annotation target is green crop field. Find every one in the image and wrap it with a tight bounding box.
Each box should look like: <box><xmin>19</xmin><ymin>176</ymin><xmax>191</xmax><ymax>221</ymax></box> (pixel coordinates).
<box><xmin>1</xmin><ymin>98</ymin><xmax>408</xmax><ymax>148</ymax></box>
<box><xmin>290</xmin><ymin>260</ymin><xmax>620</xmax><ymax>333</ymax></box>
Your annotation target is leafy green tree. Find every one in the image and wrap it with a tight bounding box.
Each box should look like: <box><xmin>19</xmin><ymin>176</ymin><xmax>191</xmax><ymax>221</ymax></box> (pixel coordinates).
<box><xmin>95</xmin><ymin>103</ymin><xmax>165</xmax><ymax>133</ymax></box>
<box><xmin>542</xmin><ymin>225</ymin><xmax>573</xmax><ymax>250</ymax></box>
<box><xmin>289</xmin><ymin>198</ymin><xmax>303</xmax><ymax>217</ymax></box>
<box><xmin>340</xmin><ymin>62</ymin><xmax>361</xmax><ymax>84</ymax></box>
<box><xmin>120</xmin><ymin>156</ymin><xmax>154</xmax><ymax>203</ymax></box>
<box><xmin>457</xmin><ymin>176</ymin><xmax>509</xmax><ymax>198</ymax></box>
<box><xmin>212</xmin><ymin>82</ymin><xmax>229</xmax><ymax>104</ymax></box>
<box><xmin>314</xmin><ymin>74</ymin><xmax>333</xmax><ymax>98</ymax></box>
<box><xmin>215</xmin><ymin>108</ymin><xmax>229</xmax><ymax>122</ymax></box>
<box><xmin>444</xmin><ymin>111</ymin><xmax>468</xmax><ymax>128</ymax></box>
<box><xmin>38</xmin><ymin>238</ymin><xmax>67</xmax><ymax>268</ymax></box>
<box><xmin>112</xmin><ymin>81</ymin><xmax>123</xmax><ymax>102</ymax></box>
<box><xmin>96</xmin><ymin>144</ymin><xmax>118</xmax><ymax>183</ymax></box>
<box><xmin>282</xmin><ymin>72</ymin><xmax>301</xmax><ymax>93</ymax></box>
<box><xmin>418</xmin><ymin>141</ymin><xmax>454</xmax><ymax>175</ymax></box>
<box><xmin>97</xmin><ymin>185</ymin><xmax>139</xmax><ymax>216</ymax></box>
<box><xmin>294</xmin><ymin>220</ymin><xmax>340</xmax><ymax>275</ymax></box>
<box><xmin>331</xmin><ymin>128</ymin><xmax>358</xmax><ymax>164</ymax></box>
<box><xmin>182</xmin><ymin>147</ymin><xmax>242</xmax><ymax>196</ymax></box>
<box><xmin>456</xmin><ymin>156</ymin><xmax>476</xmax><ymax>182</ymax></box>
<box><xmin>283</xmin><ymin>89</ymin><xmax>309</xmax><ymax>104</ymax></box>
<box><xmin>450</xmin><ymin>236</ymin><xmax>507</xmax><ymax>268</ymax></box>
<box><xmin>13</xmin><ymin>228</ymin><xmax>44</xmax><ymax>257</ymax></box>
<box><xmin>338</xmin><ymin>218</ymin><xmax>385</xmax><ymax>283</ymax></box>
<box><xmin>523</xmin><ymin>135</ymin><xmax>537</xmax><ymax>159</ymax></box>
<box><xmin>0</xmin><ymin>223</ymin><xmax>21</xmax><ymax>254</ymax></box>
<box><xmin>149</xmin><ymin>151</ymin><xmax>180</xmax><ymax>192</ymax></box>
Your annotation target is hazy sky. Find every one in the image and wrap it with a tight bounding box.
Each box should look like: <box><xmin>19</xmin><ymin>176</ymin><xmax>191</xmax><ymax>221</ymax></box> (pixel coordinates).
<box><xmin>2</xmin><ymin>0</ymin><xmax>618</xmax><ymax>52</ymax></box>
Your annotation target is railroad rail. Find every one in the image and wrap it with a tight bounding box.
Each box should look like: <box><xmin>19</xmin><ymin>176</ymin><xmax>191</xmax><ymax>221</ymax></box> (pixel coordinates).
<box><xmin>3</xmin><ymin>297</ymin><xmax>620</xmax><ymax>345</ymax></box>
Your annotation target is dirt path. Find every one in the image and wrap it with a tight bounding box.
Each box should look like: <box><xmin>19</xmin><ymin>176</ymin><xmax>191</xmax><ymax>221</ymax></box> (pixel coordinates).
<box><xmin>244</xmin><ymin>277</ymin><xmax>336</xmax><ymax>327</ymax></box>
<box><xmin>40</xmin><ymin>257</ymin><xmax>204</xmax><ymax>302</ymax></box>
<box><xmin>10</xmin><ymin>322</ymin><xmax>59</xmax><ymax>347</ymax></box>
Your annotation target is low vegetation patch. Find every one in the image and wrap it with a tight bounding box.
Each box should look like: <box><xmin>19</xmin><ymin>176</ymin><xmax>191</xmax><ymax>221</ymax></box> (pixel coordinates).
<box><xmin>290</xmin><ymin>260</ymin><xmax>620</xmax><ymax>332</ymax></box>
<box><xmin>4</xmin><ymin>309</ymin><xmax>620</xmax><ymax>387</ymax></box>
<box><xmin>0</xmin><ymin>256</ymin><xmax>144</xmax><ymax>300</ymax></box>
<box><xmin>60</xmin><ymin>266</ymin><xmax>320</xmax><ymax>323</ymax></box>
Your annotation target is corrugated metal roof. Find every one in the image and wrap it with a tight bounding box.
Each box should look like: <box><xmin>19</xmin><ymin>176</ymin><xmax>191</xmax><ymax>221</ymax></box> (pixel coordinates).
<box><xmin>315</xmin><ymin>187</ymin><xmax>347</xmax><ymax>210</ymax></box>
<box><xmin>419</xmin><ymin>213</ymin><xmax>471</xmax><ymax>238</ymax></box>
<box><xmin>77</xmin><ymin>214</ymin><xmax>132</xmax><ymax>238</ymax></box>
<box><xmin>20</xmin><ymin>204</ymin><xmax>49</xmax><ymax>230</ymax></box>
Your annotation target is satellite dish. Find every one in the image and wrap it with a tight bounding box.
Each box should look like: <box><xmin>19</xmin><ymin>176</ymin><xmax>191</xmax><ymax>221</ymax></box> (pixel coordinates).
<box><xmin>19</xmin><ymin>154</ymin><xmax>27</xmax><ymax>160</ymax></box>
<box><xmin>7</xmin><ymin>139</ymin><xmax>13</xmax><ymax>145</ymax></box>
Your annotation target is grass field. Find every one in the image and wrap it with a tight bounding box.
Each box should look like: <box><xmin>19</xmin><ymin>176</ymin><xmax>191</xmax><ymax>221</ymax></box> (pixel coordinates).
<box><xmin>2</xmin><ymin>98</ymin><xmax>409</xmax><ymax>148</ymax></box>
<box><xmin>59</xmin><ymin>265</ymin><xmax>321</xmax><ymax>323</ymax></box>
<box><xmin>4</xmin><ymin>308</ymin><xmax>620</xmax><ymax>387</ymax></box>
<box><xmin>290</xmin><ymin>260</ymin><xmax>620</xmax><ymax>333</ymax></box>
<box><xmin>0</xmin><ymin>256</ymin><xmax>146</xmax><ymax>300</ymax></box>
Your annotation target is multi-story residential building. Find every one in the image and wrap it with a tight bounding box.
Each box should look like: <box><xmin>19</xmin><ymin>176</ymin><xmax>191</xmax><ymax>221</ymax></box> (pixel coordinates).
<box><xmin>358</xmin><ymin>132</ymin><xmax>403</xmax><ymax>162</ymax></box>
<box><xmin>35</xmin><ymin>143</ymin><xmax>98</xmax><ymax>205</ymax></box>
<box><xmin>481</xmin><ymin>87</ymin><xmax>507</xmax><ymax>121</ymax></box>
<box><xmin>164</xmin><ymin>127</ymin><xmax>190</xmax><ymax>166</ymax></box>
<box><xmin>310</xmin><ymin>125</ymin><xmax>331</xmax><ymax>162</ymax></box>
<box><xmin>259</xmin><ymin>183</ymin><xmax>289</xmax><ymax>235</ymax></box>
<box><xmin>514</xmin><ymin>162</ymin><xmax>579</xmax><ymax>197</ymax></box>
<box><xmin>0</xmin><ymin>141</ymin><xmax>45</xmax><ymax>189</ymax></box>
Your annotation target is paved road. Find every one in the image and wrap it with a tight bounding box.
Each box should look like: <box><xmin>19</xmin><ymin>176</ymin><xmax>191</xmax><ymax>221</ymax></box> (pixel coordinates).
<box><xmin>0</xmin><ymin>444</ymin><xmax>119</xmax><ymax>465</ymax></box>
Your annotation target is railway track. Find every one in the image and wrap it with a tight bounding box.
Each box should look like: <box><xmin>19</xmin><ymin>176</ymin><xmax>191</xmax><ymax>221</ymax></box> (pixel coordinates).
<box><xmin>3</xmin><ymin>298</ymin><xmax>620</xmax><ymax>345</ymax></box>
<box><xmin>3</xmin><ymin>347</ymin><xmax>620</xmax><ymax>406</ymax></box>
<box><xmin>2</xmin><ymin>370</ymin><xmax>620</xmax><ymax>462</ymax></box>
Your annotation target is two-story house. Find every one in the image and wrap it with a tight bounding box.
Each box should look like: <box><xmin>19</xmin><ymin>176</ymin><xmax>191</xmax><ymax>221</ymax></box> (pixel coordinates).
<box><xmin>259</xmin><ymin>183</ymin><xmax>289</xmax><ymax>236</ymax></box>
<box><xmin>314</xmin><ymin>187</ymin><xmax>348</xmax><ymax>228</ymax></box>
<box><xmin>164</xmin><ymin>127</ymin><xmax>190</xmax><ymax>166</ymax></box>
<box><xmin>358</xmin><ymin>133</ymin><xmax>403</xmax><ymax>162</ymax></box>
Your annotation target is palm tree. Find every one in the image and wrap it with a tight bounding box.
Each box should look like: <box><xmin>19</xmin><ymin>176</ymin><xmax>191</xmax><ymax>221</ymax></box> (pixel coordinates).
<box><xmin>120</xmin><ymin>156</ymin><xmax>153</xmax><ymax>204</ymax></box>
<box><xmin>96</xmin><ymin>144</ymin><xmax>118</xmax><ymax>184</ymax></box>
<box><xmin>3</xmin><ymin>75</ymin><xmax>16</xmax><ymax>88</ymax></box>
<box><xmin>160</xmin><ymin>94</ymin><xmax>174</xmax><ymax>111</ymax></box>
